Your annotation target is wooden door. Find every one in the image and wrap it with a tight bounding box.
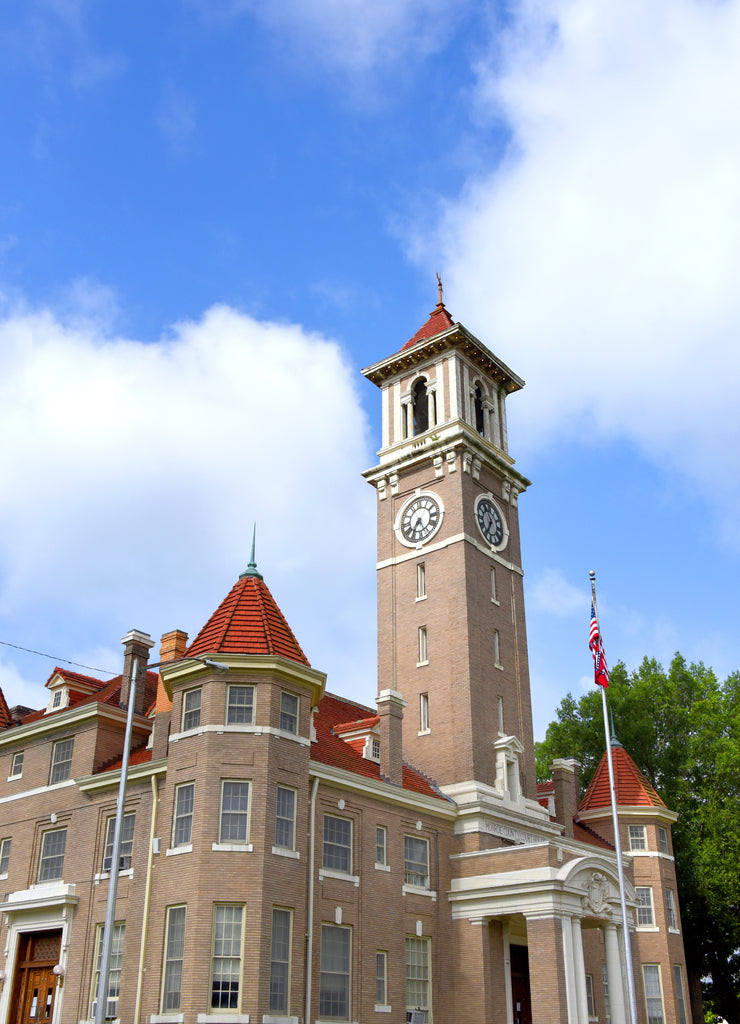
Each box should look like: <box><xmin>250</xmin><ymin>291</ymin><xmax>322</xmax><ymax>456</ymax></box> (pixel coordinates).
<box><xmin>19</xmin><ymin>966</ymin><xmax>56</xmax><ymax>1023</ymax></box>
<box><xmin>9</xmin><ymin>931</ymin><xmax>61</xmax><ymax>1024</ymax></box>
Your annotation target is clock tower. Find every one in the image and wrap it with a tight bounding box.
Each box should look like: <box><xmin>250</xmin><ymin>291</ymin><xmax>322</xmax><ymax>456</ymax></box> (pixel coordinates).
<box><xmin>363</xmin><ymin>290</ymin><xmax>536</xmax><ymax>799</ymax></box>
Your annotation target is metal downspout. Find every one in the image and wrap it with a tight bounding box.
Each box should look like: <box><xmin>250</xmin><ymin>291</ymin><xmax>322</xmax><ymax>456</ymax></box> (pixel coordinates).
<box><xmin>305</xmin><ymin>776</ymin><xmax>319</xmax><ymax>1024</ymax></box>
<box><xmin>134</xmin><ymin>772</ymin><xmax>160</xmax><ymax>1023</ymax></box>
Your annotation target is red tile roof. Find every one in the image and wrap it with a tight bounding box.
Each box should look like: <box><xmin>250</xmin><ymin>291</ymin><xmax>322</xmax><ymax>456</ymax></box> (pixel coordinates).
<box><xmin>95</xmin><ymin>740</ymin><xmax>153</xmax><ymax>774</ymax></box>
<box><xmin>573</xmin><ymin>820</ymin><xmax>614</xmax><ymax>850</ymax></box>
<box><xmin>45</xmin><ymin>667</ymin><xmax>107</xmax><ymax>691</ymax></box>
<box><xmin>312</xmin><ymin>693</ymin><xmax>448</xmax><ymax>802</ymax></box>
<box><xmin>187</xmin><ymin>573</ymin><xmax>310</xmax><ymax>665</ymax></box>
<box><xmin>401</xmin><ymin>301</ymin><xmax>455</xmax><ymax>351</ymax></box>
<box><xmin>15</xmin><ymin>672</ymin><xmax>159</xmax><ymax>726</ymax></box>
<box><xmin>578</xmin><ymin>744</ymin><xmax>666</xmax><ymax>813</ymax></box>
<box><xmin>333</xmin><ymin>715</ymin><xmax>380</xmax><ymax>735</ymax></box>
<box><xmin>0</xmin><ymin>687</ymin><xmax>13</xmax><ymax>730</ymax></box>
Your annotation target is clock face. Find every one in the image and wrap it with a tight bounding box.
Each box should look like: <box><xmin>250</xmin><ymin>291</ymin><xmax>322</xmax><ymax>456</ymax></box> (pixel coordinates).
<box><xmin>398</xmin><ymin>493</ymin><xmax>443</xmax><ymax>546</ymax></box>
<box><xmin>475</xmin><ymin>495</ymin><xmax>508</xmax><ymax>549</ymax></box>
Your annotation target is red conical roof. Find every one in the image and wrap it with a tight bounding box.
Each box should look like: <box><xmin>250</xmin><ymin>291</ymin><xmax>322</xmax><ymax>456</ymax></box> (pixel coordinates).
<box><xmin>187</xmin><ymin>572</ymin><xmax>310</xmax><ymax>666</ymax></box>
<box><xmin>0</xmin><ymin>687</ymin><xmax>13</xmax><ymax>730</ymax></box>
<box><xmin>400</xmin><ymin>299</ymin><xmax>455</xmax><ymax>351</ymax></box>
<box><xmin>579</xmin><ymin>744</ymin><xmax>666</xmax><ymax>813</ymax></box>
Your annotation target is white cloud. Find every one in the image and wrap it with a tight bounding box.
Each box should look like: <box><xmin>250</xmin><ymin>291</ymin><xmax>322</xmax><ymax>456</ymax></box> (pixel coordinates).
<box><xmin>224</xmin><ymin>0</ymin><xmax>464</xmax><ymax>73</ymax></box>
<box><xmin>427</xmin><ymin>0</ymin><xmax>740</xmax><ymax>531</ymax></box>
<box><xmin>0</xmin><ymin>300</ymin><xmax>377</xmax><ymax>708</ymax></box>
<box><xmin>528</xmin><ymin>567</ymin><xmax>584</xmax><ymax>617</ymax></box>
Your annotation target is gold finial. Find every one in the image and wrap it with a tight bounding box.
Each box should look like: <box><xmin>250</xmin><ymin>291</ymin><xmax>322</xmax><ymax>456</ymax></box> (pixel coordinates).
<box><xmin>436</xmin><ymin>272</ymin><xmax>443</xmax><ymax>307</ymax></box>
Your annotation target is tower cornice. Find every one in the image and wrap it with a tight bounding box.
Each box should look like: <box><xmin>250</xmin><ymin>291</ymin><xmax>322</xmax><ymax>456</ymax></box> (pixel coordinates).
<box><xmin>362</xmin><ymin>322</ymin><xmax>525</xmax><ymax>393</ymax></box>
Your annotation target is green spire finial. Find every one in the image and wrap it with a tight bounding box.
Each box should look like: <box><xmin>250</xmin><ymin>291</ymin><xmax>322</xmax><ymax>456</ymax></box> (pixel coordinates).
<box><xmin>239</xmin><ymin>524</ymin><xmax>263</xmax><ymax>579</ymax></box>
<box><xmin>610</xmin><ymin>710</ymin><xmax>622</xmax><ymax>747</ymax></box>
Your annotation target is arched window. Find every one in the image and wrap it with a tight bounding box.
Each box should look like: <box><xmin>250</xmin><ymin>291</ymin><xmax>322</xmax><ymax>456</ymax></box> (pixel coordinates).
<box><xmin>412</xmin><ymin>379</ymin><xmax>429</xmax><ymax>435</ymax></box>
<box><xmin>474</xmin><ymin>384</ymin><xmax>485</xmax><ymax>436</ymax></box>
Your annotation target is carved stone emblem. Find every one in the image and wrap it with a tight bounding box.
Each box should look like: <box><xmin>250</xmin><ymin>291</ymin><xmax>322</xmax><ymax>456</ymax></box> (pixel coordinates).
<box><xmin>582</xmin><ymin>871</ymin><xmax>610</xmax><ymax>916</ymax></box>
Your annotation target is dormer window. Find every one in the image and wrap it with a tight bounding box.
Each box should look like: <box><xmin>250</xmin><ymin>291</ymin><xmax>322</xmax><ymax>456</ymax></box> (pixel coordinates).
<box><xmin>47</xmin><ymin>687</ymin><xmax>68</xmax><ymax>714</ymax></box>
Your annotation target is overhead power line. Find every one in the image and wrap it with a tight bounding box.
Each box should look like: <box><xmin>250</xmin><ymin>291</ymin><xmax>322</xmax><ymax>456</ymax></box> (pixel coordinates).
<box><xmin>0</xmin><ymin>639</ymin><xmax>117</xmax><ymax>677</ymax></box>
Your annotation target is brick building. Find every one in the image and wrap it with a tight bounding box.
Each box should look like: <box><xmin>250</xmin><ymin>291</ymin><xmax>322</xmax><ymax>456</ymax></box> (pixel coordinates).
<box><xmin>0</xmin><ymin>297</ymin><xmax>691</xmax><ymax>1024</ymax></box>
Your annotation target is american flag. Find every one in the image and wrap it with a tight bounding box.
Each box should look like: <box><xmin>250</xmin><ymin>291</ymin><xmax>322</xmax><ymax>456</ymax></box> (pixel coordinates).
<box><xmin>589</xmin><ymin>602</ymin><xmax>609</xmax><ymax>688</ymax></box>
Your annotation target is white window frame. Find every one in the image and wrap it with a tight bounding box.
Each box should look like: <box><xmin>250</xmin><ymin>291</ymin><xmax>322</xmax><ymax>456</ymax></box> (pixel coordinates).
<box><xmin>493</xmin><ymin>629</ymin><xmax>503</xmax><ymax>669</ymax></box>
<box><xmin>319</xmin><ymin>923</ymin><xmax>351</xmax><ymax>1021</ymax></box>
<box><xmin>376</xmin><ymin>950</ymin><xmax>388</xmax><ymax>1008</ymax></box>
<box><xmin>658</xmin><ymin>826</ymin><xmax>669</xmax><ymax>855</ymax></box>
<box><xmin>38</xmin><ymin>827</ymin><xmax>67</xmax><ymax>882</ymax></box>
<box><xmin>404</xmin><ymin>835</ymin><xmax>430</xmax><ymax>889</ymax></box>
<box><xmin>586</xmin><ymin>974</ymin><xmax>595</xmax><ymax>1019</ymax></box>
<box><xmin>636</xmin><ymin>886</ymin><xmax>655</xmax><ymax>927</ymax></box>
<box><xmin>218</xmin><ymin>780</ymin><xmax>251</xmax><ymax>845</ymax></box>
<box><xmin>665</xmin><ymin>888</ymin><xmax>678</xmax><ymax>930</ymax></box>
<box><xmin>0</xmin><ymin>837</ymin><xmax>11</xmax><ymax>876</ymax></box>
<box><xmin>275</xmin><ymin>786</ymin><xmax>296</xmax><ymax>851</ymax></box>
<box><xmin>90</xmin><ymin>921</ymin><xmax>125</xmax><ymax>1019</ymax></box>
<box><xmin>416</xmin><ymin>562</ymin><xmax>426</xmax><ymax>600</ymax></box>
<box><xmin>182</xmin><ymin>687</ymin><xmax>202</xmax><ymax>732</ymax></box>
<box><xmin>419</xmin><ymin>692</ymin><xmax>430</xmax><ymax>734</ymax></box>
<box><xmin>417</xmin><ymin>626</ymin><xmax>428</xmax><ymax>666</ymax></box>
<box><xmin>642</xmin><ymin>964</ymin><xmax>665</xmax><ymax>1024</ymax></box>
<box><xmin>269</xmin><ymin>907</ymin><xmax>292</xmax><ymax>1016</ymax></box>
<box><xmin>10</xmin><ymin>750</ymin><xmax>23</xmax><ymax>778</ymax></box>
<box><xmin>49</xmin><ymin>737</ymin><xmax>74</xmax><ymax>784</ymax></box>
<box><xmin>172</xmin><ymin>783</ymin><xmax>195</xmax><ymax>848</ymax></box>
<box><xmin>280</xmin><ymin>691</ymin><xmax>299</xmax><ymax>734</ymax></box>
<box><xmin>674</xmin><ymin>964</ymin><xmax>688</xmax><ymax>1024</ymax></box>
<box><xmin>210</xmin><ymin>904</ymin><xmax>244</xmax><ymax>1011</ymax></box>
<box><xmin>323</xmin><ymin>814</ymin><xmax>352</xmax><ymax>874</ymax></box>
<box><xmin>601</xmin><ymin>961</ymin><xmax>611</xmax><ymax>1024</ymax></box>
<box><xmin>161</xmin><ymin>905</ymin><xmax>187</xmax><ymax>1012</ymax></box>
<box><xmin>491</xmin><ymin>566</ymin><xmax>498</xmax><ymax>604</ymax></box>
<box><xmin>375</xmin><ymin>826</ymin><xmax>387</xmax><ymax>867</ymax></box>
<box><xmin>405</xmin><ymin>935</ymin><xmax>431</xmax><ymax>1019</ymax></box>
<box><xmin>226</xmin><ymin>684</ymin><xmax>255</xmax><ymax>725</ymax></box>
<box><xmin>103</xmin><ymin>811</ymin><xmax>135</xmax><ymax>871</ymax></box>
<box><xmin>629</xmin><ymin>824</ymin><xmax>647</xmax><ymax>851</ymax></box>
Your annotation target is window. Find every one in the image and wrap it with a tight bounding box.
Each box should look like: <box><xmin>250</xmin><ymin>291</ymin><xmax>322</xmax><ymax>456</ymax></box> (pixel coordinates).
<box><xmin>417</xmin><ymin>626</ymin><xmax>428</xmax><ymax>664</ymax></box>
<box><xmin>211</xmin><ymin>905</ymin><xmax>244</xmax><ymax>1010</ymax></box>
<box><xmin>280</xmin><ymin>691</ymin><xmax>299</xmax><ymax>734</ymax></box>
<box><xmin>172</xmin><ymin>783</ymin><xmax>195</xmax><ymax>847</ymax></box>
<box><xmin>323</xmin><ymin>815</ymin><xmax>352</xmax><ymax>873</ymax></box>
<box><xmin>270</xmin><ymin>908</ymin><xmax>292</xmax><ymax>1015</ymax></box>
<box><xmin>405</xmin><ymin>936</ymin><xmax>431</xmax><ymax>1018</ymax></box>
<box><xmin>90</xmin><ymin>922</ymin><xmax>125</xmax><ymax>1019</ymax></box>
<box><xmin>52</xmin><ymin>690</ymin><xmax>63</xmax><ymax>709</ymax></box>
<box><xmin>275</xmin><ymin>787</ymin><xmax>296</xmax><ymax>850</ymax></box>
<box><xmin>226</xmin><ymin>685</ymin><xmax>254</xmax><ymax>725</ymax></box>
<box><xmin>674</xmin><ymin>964</ymin><xmax>688</xmax><ymax>1024</ymax></box>
<box><xmin>586</xmin><ymin>974</ymin><xmax>595</xmax><ymax>1018</ymax></box>
<box><xmin>419</xmin><ymin>693</ymin><xmax>430</xmax><ymax>733</ymax></box>
<box><xmin>103</xmin><ymin>812</ymin><xmax>135</xmax><ymax>871</ymax></box>
<box><xmin>412</xmin><ymin>379</ymin><xmax>429</xmax><ymax>435</ymax></box>
<box><xmin>665</xmin><ymin>888</ymin><xmax>678</xmax><ymax>929</ymax></box>
<box><xmin>162</xmin><ymin>906</ymin><xmax>187</xmax><ymax>1011</ymax></box>
<box><xmin>0</xmin><ymin>837</ymin><xmax>10</xmax><ymax>875</ymax></box>
<box><xmin>376</xmin><ymin>951</ymin><xmax>388</xmax><ymax>1006</ymax></box>
<box><xmin>10</xmin><ymin>750</ymin><xmax>23</xmax><ymax>777</ymax></box>
<box><xmin>182</xmin><ymin>688</ymin><xmax>201</xmax><ymax>731</ymax></box>
<box><xmin>491</xmin><ymin>567</ymin><xmax>497</xmax><ymax>602</ymax></box>
<box><xmin>629</xmin><ymin>824</ymin><xmax>647</xmax><ymax>851</ymax></box>
<box><xmin>416</xmin><ymin>563</ymin><xmax>426</xmax><ymax>599</ymax></box>
<box><xmin>371</xmin><ymin>738</ymin><xmax>380</xmax><ymax>760</ymax></box>
<box><xmin>320</xmin><ymin>924</ymin><xmax>351</xmax><ymax>1020</ymax></box>
<box><xmin>636</xmin><ymin>887</ymin><xmax>655</xmax><ymax>927</ymax></box>
<box><xmin>219</xmin><ymin>781</ymin><xmax>251</xmax><ymax>843</ymax></box>
<box><xmin>49</xmin><ymin>737</ymin><xmax>74</xmax><ymax>784</ymax></box>
<box><xmin>474</xmin><ymin>383</ymin><xmax>485</xmax><ymax>435</ymax></box>
<box><xmin>404</xmin><ymin>835</ymin><xmax>429</xmax><ymax>888</ymax></box>
<box><xmin>601</xmin><ymin>962</ymin><xmax>611</xmax><ymax>1024</ymax></box>
<box><xmin>493</xmin><ymin>629</ymin><xmax>502</xmax><ymax>668</ymax></box>
<box><xmin>642</xmin><ymin>964</ymin><xmax>665</xmax><ymax>1024</ymax></box>
<box><xmin>376</xmin><ymin>826</ymin><xmax>387</xmax><ymax>866</ymax></box>
<box><xmin>38</xmin><ymin>827</ymin><xmax>67</xmax><ymax>881</ymax></box>
<box><xmin>658</xmin><ymin>826</ymin><xmax>669</xmax><ymax>855</ymax></box>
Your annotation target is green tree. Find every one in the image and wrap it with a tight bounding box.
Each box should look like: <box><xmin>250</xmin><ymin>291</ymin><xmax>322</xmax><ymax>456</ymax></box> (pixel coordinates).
<box><xmin>536</xmin><ymin>654</ymin><xmax>740</xmax><ymax>1024</ymax></box>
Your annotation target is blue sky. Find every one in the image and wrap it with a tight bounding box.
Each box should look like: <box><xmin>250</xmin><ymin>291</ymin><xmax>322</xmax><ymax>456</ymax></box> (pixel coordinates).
<box><xmin>2</xmin><ymin>0</ymin><xmax>740</xmax><ymax>742</ymax></box>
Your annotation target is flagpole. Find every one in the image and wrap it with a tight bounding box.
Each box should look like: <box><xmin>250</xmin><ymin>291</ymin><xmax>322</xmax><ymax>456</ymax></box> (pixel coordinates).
<box><xmin>589</xmin><ymin>571</ymin><xmax>639</xmax><ymax>1024</ymax></box>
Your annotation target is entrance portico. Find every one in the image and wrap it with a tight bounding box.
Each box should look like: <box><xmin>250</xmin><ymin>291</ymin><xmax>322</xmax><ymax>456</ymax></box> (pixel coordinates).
<box><xmin>449</xmin><ymin>845</ymin><xmax>635</xmax><ymax>1024</ymax></box>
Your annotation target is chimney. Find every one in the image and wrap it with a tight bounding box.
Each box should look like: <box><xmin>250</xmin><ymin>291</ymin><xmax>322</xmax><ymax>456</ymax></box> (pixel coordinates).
<box><xmin>120</xmin><ymin>629</ymin><xmax>154</xmax><ymax>715</ymax></box>
<box><xmin>155</xmin><ymin>629</ymin><xmax>189</xmax><ymax>714</ymax></box>
<box><xmin>551</xmin><ymin>758</ymin><xmax>581</xmax><ymax>838</ymax></box>
<box><xmin>376</xmin><ymin>689</ymin><xmax>407</xmax><ymax>786</ymax></box>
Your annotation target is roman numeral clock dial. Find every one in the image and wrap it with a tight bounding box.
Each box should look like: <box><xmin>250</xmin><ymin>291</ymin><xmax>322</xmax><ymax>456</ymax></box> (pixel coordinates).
<box><xmin>474</xmin><ymin>494</ymin><xmax>509</xmax><ymax>550</ymax></box>
<box><xmin>396</xmin><ymin>492</ymin><xmax>444</xmax><ymax>547</ymax></box>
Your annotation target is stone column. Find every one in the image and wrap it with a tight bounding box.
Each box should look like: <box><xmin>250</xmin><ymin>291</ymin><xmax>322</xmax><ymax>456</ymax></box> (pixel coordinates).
<box><xmin>561</xmin><ymin>915</ymin><xmax>578</xmax><ymax>1024</ymax></box>
<box><xmin>572</xmin><ymin>917</ymin><xmax>590</xmax><ymax>1024</ymax></box>
<box><xmin>604</xmin><ymin>922</ymin><xmax>627</xmax><ymax>1024</ymax></box>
